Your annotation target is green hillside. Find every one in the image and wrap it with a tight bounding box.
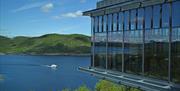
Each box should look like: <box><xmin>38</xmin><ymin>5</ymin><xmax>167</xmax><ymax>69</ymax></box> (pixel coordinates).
<box><xmin>0</xmin><ymin>34</ymin><xmax>91</xmax><ymax>55</ymax></box>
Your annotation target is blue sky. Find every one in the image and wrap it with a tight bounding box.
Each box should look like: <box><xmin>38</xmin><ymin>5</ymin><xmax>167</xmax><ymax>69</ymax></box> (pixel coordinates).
<box><xmin>0</xmin><ymin>0</ymin><xmax>97</xmax><ymax>37</ymax></box>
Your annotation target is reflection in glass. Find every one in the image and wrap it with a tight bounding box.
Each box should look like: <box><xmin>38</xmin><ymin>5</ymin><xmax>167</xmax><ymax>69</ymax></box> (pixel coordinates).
<box><xmin>144</xmin><ymin>29</ymin><xmax>169</xmax><ymax>80</ymax></box>
<box><xmin>130</xmin><ymin>9</ymin><xmax>136</xmax><ymax>30</ymax></box>
<box><xmin>137</xmin><ymin>8</ymin><xmax>144</xmax><ymax>30</ymax></box>
<box><xmin>108</xmin><ymin>32</ymin><xmax>123</xmax><ymax>71</ymax></box>
<box><xmin>95</xmin><ymin>16</ymin><xmax>99</xmax><ymax>32</ymax></box>
<box><xmin>124</xmin><ymin>30</ymin><xmax>143</xmax><ymax>75</ymax></box>
<box><xmin>172</xmin><ymin>28</ymin><xmax>180</xmax><ymax>84</ymax></box>
<box><xmin>103</xmin><ymin>15</ymin><xmax>107</xmax><ymax>32</ymax></box>
<box><xmin>172</xmin><ymin>1</ymin><xmax>180</xmax><ymax>27</ymax></box>
<box><xmin>162</xmin><ymin>4</ymin><xmax>170</xmax><ymax>28</ymax></box>
<box><xmin>94</xmin><ymin>33</ymin><xmax>107</xmax><ymax>68</ymax></box>
<box><xmin>108</xmin><ymin>14</ymin><xmax>112</xmax><ymax>31</ymax></box>
<box><xmin>145</xmin><ymin>7</ymin><xmax>152</xmax><ymax>29</ymax></box>
<box><xmin>172</xmin><ymin>1</ymin><xmax>180</xmax><ymax>83</ymax></box>
<box><xmin>153</xmin><ymin>5</ymin><xmax>160</xmax><ymax>28</ymax></box>
<box><xmin>113</xmin><ymin>13</ymin><xmax>117</xmax><ymax>31</ymax></box>
<box><xmin>99</xmin><ymin>16</ymin><xmax>102</xmax><ymax>32</ymax></box>
<box><xmin>124</xmin><ymin>11</ymin><xmax>129</xmax><ymax>30</ymax></box>
<box><xmin>119</xmin><ymin>12</ymin><xmax>123</xmax><ymax>31</ymax></box>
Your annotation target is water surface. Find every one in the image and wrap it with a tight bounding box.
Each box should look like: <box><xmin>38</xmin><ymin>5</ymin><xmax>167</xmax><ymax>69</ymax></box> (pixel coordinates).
<box><xmin>0</xmin><ymin>55</ymin><xmax>97</xmax><ymax>91</ymax></box>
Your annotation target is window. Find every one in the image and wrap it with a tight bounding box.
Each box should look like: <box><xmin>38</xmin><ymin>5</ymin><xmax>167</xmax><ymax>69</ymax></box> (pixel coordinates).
<box><xmin>103</xmin><ymin>15</ymin><xmax>107</xmax><ymax>32</ymax></box>
<box><xmin>153</xmin><ymin>5</ymin><xmax>160</xmax><ymax>28</ymax></box>
<box><xmin>144</xmin><ymin>5</ymin><xmax>169</xmax><ymax>80</ymax></box>
<box><xmin>138</xmin><ymin>8</ymin><xmax>144</xmax><ymax>30</ymax></box>
<box><xmin>113</xmin><ymin>13</ymin><xmax>118</xmax><ymax>31</ymax></box>
<box><xmin>108</xmin><ymin>32</ymin><xmax>123</xmax><ymax>71</ymax></box>
<box><xmin>91</xmin><ymin>17</ymin><xmax>95</xmax><ymax>33</ymax></box>
<box><xmin>94</xmin><ymin>33</ymin><xmax>107</xmax><ymax>68</ymax></box>
<box><xmin>95</xmin><ymin>16</ymin><xmax>99</xmax><ymax>32</ymax></box>
<box><xmin>145</xmin><ymin>7</ymin><xmax>152</xmax><ymax>29</ymax></box>
<box><xmin>99</xmin><ymin>16</ymin><xmax>103</xmax><ymax>32</ymax></box>
<box><xmin>162</xmin><ymin>4</ymin><xmax>170</xmax><ymax>28</ymax></box>
<box><xmin>130</xmin><ymin>9</ymin><xmax>136</xmax><ymax>30</ymax></box>
<box><xmin>172</xmin><ymin>1</ymin><xmax>180</xmax><ymax>84</ymax></box>
<box><xmin>108</xmin><ymin>14</ymin><xmax>112</xmax><ymax>31</ymax></box>
<box><xmin>124</xmin><ymin>11</ymin><xmax>129</xmax><ymax>30</ymax></box>
<box><xmin>118</xmin><ymin>12</ymin><xmax>123</xmax><ymax>31</ymax></box>
<box><xmin>172</xmin><ymin>1</ymin><xmax>180</xmax><ymax>27</ymax></box>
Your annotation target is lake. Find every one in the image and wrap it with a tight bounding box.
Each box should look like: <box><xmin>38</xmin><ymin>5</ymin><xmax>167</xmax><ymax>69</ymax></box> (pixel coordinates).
<box><xmin>0</xmin><ymin>55</ymin><xmax>98</xmax><ymax>91</ymax></box>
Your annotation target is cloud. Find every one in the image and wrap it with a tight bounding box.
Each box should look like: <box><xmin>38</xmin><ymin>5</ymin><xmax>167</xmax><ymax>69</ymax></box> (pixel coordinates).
<box><xmin>12</xmin><ymin>2</ymin><xmax>45</xmax><ymax>13</ymax></box>
<box><xmin>80</xmin><ymin>0</ymin><xmax>86</xmax><ymax>3</ymax></box>
<box><xmin>61</xmin><ymin>10</ymin><xmax>82</xmax><ymax>18</ymax></box>
<box><xmin>53</xmin><ymin>10</ymin><xmax>83</xmax><ymax>19</ymax></box>
<box><xmin>12</xmin><ymin>2</ymin><xmax>53</xmax><ymax>13</ymax></box>
<box><xmin>40</xmin><ymin>3</ymin><xmax>54</xmax><ymax>13</ymax></box>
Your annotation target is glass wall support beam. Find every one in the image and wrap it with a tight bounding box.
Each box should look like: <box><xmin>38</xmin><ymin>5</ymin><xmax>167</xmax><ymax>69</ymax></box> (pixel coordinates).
<box><xmin>122</xmin><ymin>11</ymin><xmax>125</xmax><ymax>73</ymax></box>
<box><xmin>168</xmin><ymin>2</ymin><xmax>172</xmax><ymax>83</ymax></box>
<box><xmin>142</xmin><ymin>7</ymin><xmax>145</xmax><ymax>75</ymax></box>
<box><xmin>106</xmin><ymin>14</ymin><xmax>108</xmax><ymax>70</ymax></box>
<box><xmin>92</xmin><ymin>17</ymin><xmax>95</xmax><ymax>67</ymax></box>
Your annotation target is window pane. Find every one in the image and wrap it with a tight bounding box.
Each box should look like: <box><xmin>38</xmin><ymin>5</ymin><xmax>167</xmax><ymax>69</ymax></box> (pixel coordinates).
<box><xmin>95</xmin><ymin>16</ymin><xmax>99</xmax><ymax>32</ymax></box>
<box><xmin>172</xmin><ymin>28</ymin><xmax>180</xmax><ymax>84</ymax></box>
<box><xmin>108</xmin><ymin>32</ymin><xmax>123</xmax><ymax>71</ymax></box>
<box><xmin>130</xmin><ymin>9</ymin><xmax>136</xmax><ymax>30</ymax></box>
<box><xmin>103</xmin><ymin>15</ymin><xmax>107</xmax><ymax>32</ymax></box>
<box><xmin>172</xmin><ymin>1</ymin><xmax>180</xmax><ymax>27</ymax></box>
<box><xmin>99</xmin><ymin>16</ymin><xmax>102</xmax><ymax>32</ymax></box>
<box><xmin>153</xmin><ymin>5</ymin><xmax>160</xmax><ymax>28</ymax></box>
<box><xmin>119</xmin><ymin>12</ymin><xmax>123</xmax><ymax>31</ymax></box>
<box><xmin>108</xmin><ymin>14</ymin><xmax>112</xmax><ymax>31</ymax></box>
<box><xmin>124</xmin><ymin>11</ymin><xmax>129</xmax><ymax>30</ymax></box>
<box><xmin>145</xmin><ymin>7</ymin><xmax>152</xmax><ymax>29</ymax></box>
<box><xmin>94</xmin><ymin>33</ymin><xmax>107</xmax><ymax>68</ymax></box>
<box><xmin>138</xmin><ymin>8</ymin><xmax>144</xmax><ymax>29</ymax></box>
<box><xmin>113</xmin><ymin>13</ymin><xmax>118</xmax><ymax>31</ymax></box>
<box><xmin>124</xmin><ymin>30</ymin><xmax>143</xmax><ymax>75</ymax></box>
<box><xmin>162</xmin><ymin>4</ymin><xmax>170</xmax><ymax>28</ymax></box>
<box><xmin>144</xmin><ymin>28</ymin><xmax>169</xmax><ymax>80</ymax></box>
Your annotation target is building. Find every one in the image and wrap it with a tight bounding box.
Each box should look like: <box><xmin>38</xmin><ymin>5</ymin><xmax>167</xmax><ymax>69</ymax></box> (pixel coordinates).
<box><xmin>79</xmin><ymin>0</ymin><xmax>180</xmax><ymax>91</ymax></box>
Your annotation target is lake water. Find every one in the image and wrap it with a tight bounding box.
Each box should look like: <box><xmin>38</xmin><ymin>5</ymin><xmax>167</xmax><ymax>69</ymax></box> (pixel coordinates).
<box><xmin>0</xmin><ymin>55</ymin><xmax>98</xmax><ymax>91</ymax></box>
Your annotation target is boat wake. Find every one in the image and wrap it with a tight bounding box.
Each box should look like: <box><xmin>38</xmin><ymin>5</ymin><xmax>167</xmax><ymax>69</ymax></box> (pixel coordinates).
<box><xmin>43</xmin><ymin>64</ymin><xmax>58</xmax><ymax>70</ymax></box>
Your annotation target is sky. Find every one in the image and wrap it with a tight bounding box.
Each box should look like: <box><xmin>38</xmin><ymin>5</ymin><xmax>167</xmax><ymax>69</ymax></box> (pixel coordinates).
<box><xmin>0</xmin><ymin>0</ymin><xmax>97</xmax><ymax>37</ymax></box>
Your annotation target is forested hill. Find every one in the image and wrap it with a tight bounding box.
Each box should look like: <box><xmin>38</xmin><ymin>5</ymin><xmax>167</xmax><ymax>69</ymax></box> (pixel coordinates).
<box><xmin>0</xmin><ymin>34</ymin><xmax>91</xmax><ymax>55</ymax></box>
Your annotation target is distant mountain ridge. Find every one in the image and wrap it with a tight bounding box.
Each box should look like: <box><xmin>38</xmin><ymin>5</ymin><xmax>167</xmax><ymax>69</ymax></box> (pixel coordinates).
<box><xmin>0</xmin><ymin>34</ymin><xmax>91</xmax><ymax>55</ymax></box>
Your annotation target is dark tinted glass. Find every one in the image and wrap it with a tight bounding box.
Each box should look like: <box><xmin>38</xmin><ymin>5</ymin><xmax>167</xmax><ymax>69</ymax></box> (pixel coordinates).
<box><xmin>138</xmin><ymin>8</ymin><xmax>144</xmax><ymax>29</ymax></box>
<box><xmin>119</xmin><ymin>12</ymin><xmax>123</xmax><ymax>31</ymax></box>
<box><xmin>162</xmin><ymin>4</ymin><xmax>170</xmax><ymax>28</ymax></box>
<box><xmin>130</xmin><ymin>9</ymin><xmax>136</xmax><ymax>30</ymax></box>
<box><xmin>124</xmin><ymin>11</ymin><xmax>129</xmax><ymax>30</ymax></box>
<box><xmin>99</xmin><ymin>16</ymin><xmax>102</xmax><ymax>32</ymax></box>
<box><xmin>145</xmin><ymin>7</ymin><xmax>152</xmax><ymax>29</ymax></box>
<box><xmin>108</xmin><ymin>14</ymin><xmax>112</xmax><ymax>31</ymax></box>
<box><xmin>153</xmin><ymin>5</ymin><xmax>160</xmax><ymax>28</ymax></box>
<box><xmin>172</xmin><ymin>1</ymin><xmax>180</xmax><ymax>27</ymax></box>
<box><xmin>103</xmin><ymin>15</ymin><xmax>107</xmax><ymax>32</ymax></box>
<box><xmin>95</xmin><ymin>16</ymin><xmax>99</xmax><ymax>32</ymax></box>
<box><xmin>113</xmin><ymin>13</ymin><xmax>118</xmax><ymax>31</ymax></box>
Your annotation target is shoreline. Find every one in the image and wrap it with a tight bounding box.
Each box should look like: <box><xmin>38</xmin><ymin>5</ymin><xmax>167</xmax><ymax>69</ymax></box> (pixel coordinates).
<box><xmin>0</xmin><ymin>53</ymin><xmax>91</xmax><ymax>56</ymax></box>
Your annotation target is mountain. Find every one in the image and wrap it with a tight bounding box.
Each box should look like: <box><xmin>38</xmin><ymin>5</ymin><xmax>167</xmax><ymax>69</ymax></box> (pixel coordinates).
<box><xmin>0</xmin><ymin>34</ymin><xmax>91</xmax><ymax>55</ymax></box>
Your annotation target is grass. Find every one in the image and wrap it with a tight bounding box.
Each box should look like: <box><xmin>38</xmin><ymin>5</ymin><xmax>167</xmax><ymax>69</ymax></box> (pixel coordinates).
<box><xmin>62</xmin><ymin>80</ymin><xmax>141</xmax><ymax>91</ymax></box>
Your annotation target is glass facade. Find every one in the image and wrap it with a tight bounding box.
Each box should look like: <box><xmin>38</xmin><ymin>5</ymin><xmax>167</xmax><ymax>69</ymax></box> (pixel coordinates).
<box><xmin>172</xmin><ymin>1</ymin><xmax>180</xmax><ymax>84</ymax></box>
<box><xmin>144</xmin><ymin>4</ymin><xmax>169</xmax><ymax>80</ymax></box>
<box><xmin>92</xmin><ymin>1</ymin><xmax>180</xmax><ymax>84</ymax></box>
<box><xmin>94</xmin><ymin>32</ymin><xmax>107</xmax><ymax>68</ymax></box>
